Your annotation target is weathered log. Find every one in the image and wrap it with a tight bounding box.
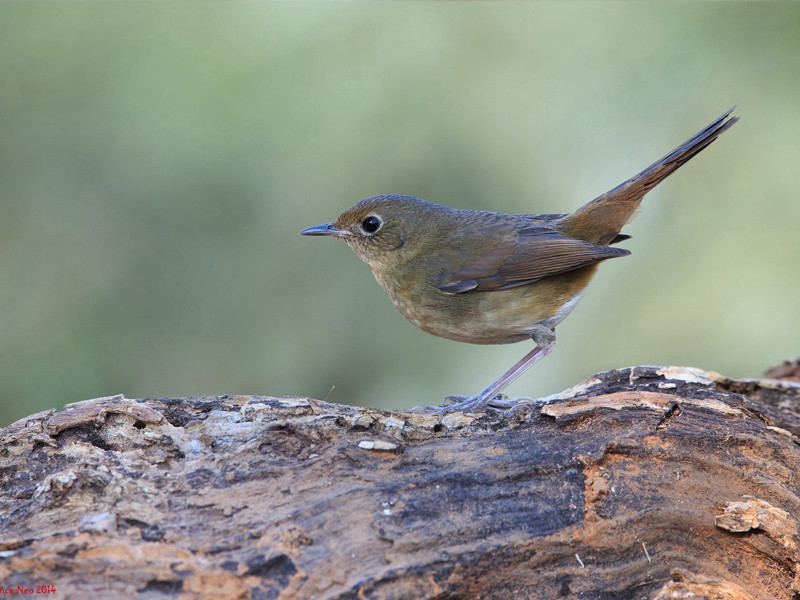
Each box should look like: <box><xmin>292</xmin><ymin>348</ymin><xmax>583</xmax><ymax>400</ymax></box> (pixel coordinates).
<box><xmin>1</xmin><ymin>365</ymin><xmax>799</xmax><ymax>599</ymax></box>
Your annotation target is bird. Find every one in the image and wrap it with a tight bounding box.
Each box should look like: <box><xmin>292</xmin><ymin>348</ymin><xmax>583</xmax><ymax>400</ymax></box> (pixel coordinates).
<box><xmin>300</xmin><ymin>108</ymin><xmax>738</xmax><ymax>413</ymax></box>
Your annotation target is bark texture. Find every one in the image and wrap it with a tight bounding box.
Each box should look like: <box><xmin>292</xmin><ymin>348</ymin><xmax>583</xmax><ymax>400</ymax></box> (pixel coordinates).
<box><xmin>1</xmin><ymin>364</ymin><xmax>800</xmax><ymax>599</ymax></box>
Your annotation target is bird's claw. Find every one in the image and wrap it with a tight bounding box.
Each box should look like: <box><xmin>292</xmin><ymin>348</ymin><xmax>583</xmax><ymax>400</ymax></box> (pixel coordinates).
<box><xmin>410</xmin><ymin>393</ymin><xmax>513</xmax><ymax>415</ymax></box>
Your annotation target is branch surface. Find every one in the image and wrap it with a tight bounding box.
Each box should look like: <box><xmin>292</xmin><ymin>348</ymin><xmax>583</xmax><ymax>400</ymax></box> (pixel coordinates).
<box><xmin>1</xmin><ymin>366</ymin><xmax>800</xmax><ymax>599</ymax></box>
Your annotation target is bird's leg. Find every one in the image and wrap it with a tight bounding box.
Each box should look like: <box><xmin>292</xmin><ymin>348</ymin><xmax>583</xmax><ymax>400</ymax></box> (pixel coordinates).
<box><xmin>412</xmin><ymin>325</ymin><xmax>556</xmax><ymax>414</ymax></box>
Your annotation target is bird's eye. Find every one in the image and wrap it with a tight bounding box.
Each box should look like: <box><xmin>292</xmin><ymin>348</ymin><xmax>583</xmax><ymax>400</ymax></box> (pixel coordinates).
<box><xmin>361</xmin><ymin>216</ymin><xmax>382</xmax><ymax>234</ymax></box>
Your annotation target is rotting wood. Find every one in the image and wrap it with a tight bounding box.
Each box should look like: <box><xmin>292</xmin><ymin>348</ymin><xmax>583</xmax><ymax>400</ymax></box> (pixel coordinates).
<box><xmin>1</xmin><ymin>365</ymin><xmax>799</xmax><ymax>599</ymax></box>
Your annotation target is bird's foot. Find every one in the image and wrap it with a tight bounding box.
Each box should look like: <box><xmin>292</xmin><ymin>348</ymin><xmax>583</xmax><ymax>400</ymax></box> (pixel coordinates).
<box><xmin>411</xmin><ymin>393</ymin><xmax>512</xmax><ymax>415</ymax></box>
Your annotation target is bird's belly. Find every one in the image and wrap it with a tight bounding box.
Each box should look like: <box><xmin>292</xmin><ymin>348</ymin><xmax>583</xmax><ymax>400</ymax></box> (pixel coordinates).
<box><xmin>384</xmin><ymin>272</ymin><xmax>593</xmax><ymax>345</ymax></box>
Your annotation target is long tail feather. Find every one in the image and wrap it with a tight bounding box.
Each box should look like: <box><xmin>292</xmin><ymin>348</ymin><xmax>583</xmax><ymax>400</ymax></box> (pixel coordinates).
<box><xmin>558</xmin><ymin>108</ymin><xmax>738</xmax><ymax>245</ymax></box>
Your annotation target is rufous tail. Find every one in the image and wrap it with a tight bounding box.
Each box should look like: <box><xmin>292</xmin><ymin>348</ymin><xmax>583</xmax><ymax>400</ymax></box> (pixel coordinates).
<box><xmin>558</xmin><ymin>107</ymin><xmax>738</xmax><ymax>245</ymax></box>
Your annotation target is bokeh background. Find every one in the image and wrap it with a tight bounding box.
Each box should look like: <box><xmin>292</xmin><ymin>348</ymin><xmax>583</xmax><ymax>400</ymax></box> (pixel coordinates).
<box><xmin>1</xmin><ymin>3</ymin><xmax>798</xmax><ymax>426</ymax></box>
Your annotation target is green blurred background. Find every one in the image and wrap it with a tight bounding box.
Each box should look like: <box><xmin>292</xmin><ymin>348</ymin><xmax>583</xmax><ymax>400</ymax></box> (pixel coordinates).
<box><xmin>1</xmin><ymin>3</ymin><xmax>798</xmax><ymax>426</ymax></box>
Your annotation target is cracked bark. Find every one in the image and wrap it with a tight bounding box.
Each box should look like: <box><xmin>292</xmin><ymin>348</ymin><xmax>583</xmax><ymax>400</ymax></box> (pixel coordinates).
<box><xmin>1</xmin><ymin>364</ymin><xmax>800</xmax><ymax>599</ymax></box>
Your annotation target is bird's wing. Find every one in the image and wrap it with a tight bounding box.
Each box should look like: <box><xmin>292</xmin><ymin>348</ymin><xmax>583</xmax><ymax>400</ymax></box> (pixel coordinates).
<box><xmin>434</xmin><ymin>224</ymin><xmax>630</xmax><ymax>293</ymax></box>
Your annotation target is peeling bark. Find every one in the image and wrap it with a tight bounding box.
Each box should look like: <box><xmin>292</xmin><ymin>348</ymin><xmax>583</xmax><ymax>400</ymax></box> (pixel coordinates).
<box><xmin>1</xmin><ymin>365</ymin><xmax>799</xmax><ymax>599</ymax></box>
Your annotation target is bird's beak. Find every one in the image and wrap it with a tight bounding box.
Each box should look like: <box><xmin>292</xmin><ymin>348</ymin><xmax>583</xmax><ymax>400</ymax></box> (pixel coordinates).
<box><xmin>299</xmin><ymin>223</ymin><xmax>349</xmax><ymax>238</ymax></box>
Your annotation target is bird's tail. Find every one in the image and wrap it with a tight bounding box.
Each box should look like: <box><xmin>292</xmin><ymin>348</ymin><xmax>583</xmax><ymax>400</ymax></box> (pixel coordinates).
<box><xmin>557</xmin><ymin>107</ymin><xmax>738</xmax><ymax>245</ymax></box>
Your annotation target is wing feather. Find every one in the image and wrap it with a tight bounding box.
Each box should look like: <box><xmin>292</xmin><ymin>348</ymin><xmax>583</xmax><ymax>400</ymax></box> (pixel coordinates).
<box><xmin>434</xmin><ymin>223</ymin><xmax>629</xmax><ymax>293</ymax></box>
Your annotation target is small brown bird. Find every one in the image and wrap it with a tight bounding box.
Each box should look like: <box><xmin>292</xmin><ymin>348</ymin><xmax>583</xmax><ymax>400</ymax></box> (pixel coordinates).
<box><xmin>301</xmin><ymin>108</ymin><xmax>738</xmax><ymax>413</ymax></box>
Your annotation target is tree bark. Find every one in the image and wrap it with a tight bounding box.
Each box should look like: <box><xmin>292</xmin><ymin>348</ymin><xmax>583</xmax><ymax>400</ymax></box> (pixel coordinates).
<box><xmin>1</xmin><ymin>364</ymin><xmax>799</xmax><ymax>599</ymax></box>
